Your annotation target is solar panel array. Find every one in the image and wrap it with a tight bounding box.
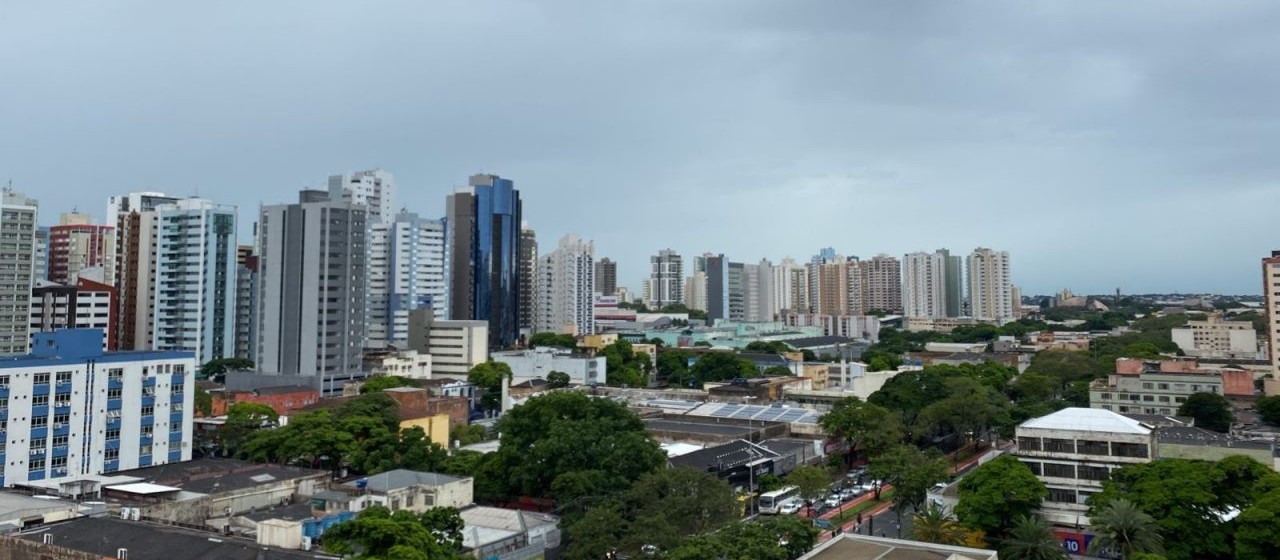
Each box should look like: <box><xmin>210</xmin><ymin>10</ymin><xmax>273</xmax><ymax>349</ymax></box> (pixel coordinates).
<box><xmin>689</xmin><ymin>403</ymin><xmax>821</xmax><ymax>425</ymax></box>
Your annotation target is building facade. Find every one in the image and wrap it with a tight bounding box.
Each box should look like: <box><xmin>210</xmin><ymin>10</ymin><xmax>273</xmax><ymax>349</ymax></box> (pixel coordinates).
<box><xmin>1170</xmin><ymin>313</ymin><xmax>1260</xmax><ymax>360</ymax></box>
<box><xmin>1015</xmin><ymin>408</ymin><xmax>1153</xmax><ymax>526</ymax></box>
<box><xmin>491</xmin><ymin>347</ymin><xmax>606</xmax><ymax>385</ymax></box>
<box><xmin>1263</xmin><ymin>250</ymin><xmax>1280</xmax><ymax>376</ymax></box>
<box><xmin>594</xmin><ymin>257</ymin><xmax>617</xmax><ymax>297</ymax></box>
<box><xmin>151</xmin><ymin>199</ymin><xmax>237</xmax><ymax>365</ymax></box>
<box><xmin>47</xmin><ymin>213</ymin><xmax>115</xmax><ymax>286</ymax></box>
<box><xmin>0</xmin><ymin>190</ymin><xmax>38</xmax><ymax>356</ymax></box>
<box><xmin>646</xmin><ymin>249</ymin><xmax>684</xmax><ymax>309</ymax></box>
<box><xmin>368</xmin><ymin>212</ymin><xmax>447</xmax><ymax>348</ymax></box>
<box><xmin>902</xmin><ymin>250</ymin><xmax>947</xmax><ymax>319</ymax></box>
<box><xmin>406</xmin><ymin>311</ymin><xmax>488</xmax><ymax>379</ymax></box>
<box><xmin>327</xmin><ymin>169</ymin><xmax>396</xmax><ymax>226</ymax></box>
<box><xmin>109</xmin><ymin>192</ymin><xmax>179</xmax><ymax>352</ymax></box>
<box><xmin>256</xmin><ymin>190</ymin><xmax>367</xmax><ymax>389</ymax></box>
<box><xmin>534</xmin><ymin>234</ymin><xmax>595</xmax><ymax>336</ymax></box>
<box><xmin>446</xmin><ymin>174</ymin><xmax>522</xmax><ymax>349</ymax></box>
<box><xmin>0</xmin><ymin>329</ymin><xmax>195</xmax><ymax>486</ymax></box>
<box><xmin>29</xmin><ymin>278</ymin><xmax>114</xmax><ymax>350</ymax></box>
<box><xmin>1088</xmin><ymin>358</ymin><xmax>1248</xmax><ymax>416</ymax></box>
<box><xmin>967</xmin><ymin>247</ymin><xmax>1013</xmax><ymax>323</ymax></box>
<box><xmin>234</xmin><ymin>247</ymin><xmax>258</xmax><ymax>361</ymax></box>
<box><xmin>862</xmin><ymin>254</ymin><xmax>901</xmax><ymax>314</ymax></box>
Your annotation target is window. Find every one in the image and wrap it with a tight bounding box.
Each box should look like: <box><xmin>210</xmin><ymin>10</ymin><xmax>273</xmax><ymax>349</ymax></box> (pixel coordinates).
<box><xmin>107</xmin><ymin>388</ymin><xmax>122</xmax><ymax>399</ymax></box>
<box><xmin>1142</xmin><ymin>382</ymin><xmax>1153</xmax><ymax>390</ymax></box>
<box><xmin>1020</xmin><ymin>460</ymin><xmax>1042</xmax><ymax>475</ymax></box>
<box><xmin>107</xmin><ymin>368</ymin><xmax>122</xmax><ymax>382</ymax></box>
<box><xmin>33</xmin><ymin>373</ymin><xmax>49</xmax><ymax>385</ymax></box>
<box><xmin>105</xmin><ymin>448</ymin><xmax>119</xmax><ymax>460</ymax></box>
<box><xmin>1142</xmin><ymin>395</ymin><xmax>1155</xmax><ymax>402</ymax></box>
<box><xmin>0</xmin><ymin>375</ymin><xmax>9</xmax><ymax>388</ymax></box>
<box><xmin>139</xmin><ymin>444</ymin><xmax>151</xmax><ymax>455</ymax></box>
<box><xmin>405</xmin><ymin>495</ymin><xmax>415</xmax><ymax>507</ymax></box>
<box><xmin>172</xmin><ymin>403</ymin><xmax>183</xmax><ymax>412</ymax></box>
<box><xmin>1158</xmin><ymin>383</ymin><xmax>1169</xmax><ymax>390</ymax></box>
<box><xmin>1079</xmin><ymin>465</ymin><xmax>1110</xmax><ymax>481</ymax></box>
<box><xmin>1017</xmin><ymin>437</ymin><xmax>1042</xmax><ymax>451</ymax></box>
<box><xmin>1112</xmin><ymin>442</ymin><xmax>1149</xmax><ymax>458</ymax></box>
<box><xmin>1047</xmin><ymin>488</ymin><xmax>1077</xmax><ymax>503</ymax></box>
<box><xmin>52</xmin><ymin>435</ymin><xmax>67</xmax><ymax>447</ymax></box>
<box><xmin>106</xmin><ymin>429</ymin><xmax>120</xmax><ymax>440</ymax></box>
<box><xmin>1043</xmin><ymin>438</ymin><xmax>1075</xmax><ymax>453</ymax></box>
<box><xmin>52</xmin><ymin>413</ymin><xmax>68</xmax><ymax>424</ymax></box>
<box><xmin>1100</xmin><ymin>393</ymin><xmax>1112</xmax><ymax>400</ymax></box>
<box><xmin>28</xmin><ymin>459</ymin><xmax>44</xmax><ymax>472</ymax></box>
<box><xmin>1077</xmin><ymin>440</ymin><xmax>1110</xmax><ymax>456</ymax></box>
<box><xmin>1158</xmin><ymin>396</ymin><xmax>1170</xmax><ymax>403</ymax></box>
<box><xmin>140</xmin><ymin>427</ymin><xmax>152</xmax><ymax>438</ymax></box>
<box><xmin>30</xmin><ymin>438</ymin><xmax>45</xmax><ymax>451</ymax></box>
<box><xmin>1043</xmin><ymin>463</ymin><xmax>1075</xmax><ymax>478</ymax></box>
<box><xmin>172</xmin><ymin>418</ymin><xmax>183</xmax><ymax>432</ymax></box>
<box><xmin>54</xmin><ymin>372</ymin><xmax>71</xmax><ymax>384</ymax></box>
<box><xmin>31</xmin><ymin>416</ymin><xmax>47</xmax><ymax>427</ymax></box>
<box><xmin>141</xmin><ymin>406</ymin><xmax>154</xmax><ymax>416</ymax></box>
<box><xmin>51</xmin><ymin>456</ymin><xmax>66</xmax><ymax>468</ymax></box>
<box><xmin>32</xmin><ymin>395</ymin><xmax>48</xmax><ymax>406</ymax></box>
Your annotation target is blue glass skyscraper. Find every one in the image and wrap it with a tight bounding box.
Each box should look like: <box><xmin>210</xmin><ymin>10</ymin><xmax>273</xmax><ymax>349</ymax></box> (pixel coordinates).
<box><xmin>446</xmin><ymin>174</ymin><xmax>523</xmax><ymax>349</ymax></box>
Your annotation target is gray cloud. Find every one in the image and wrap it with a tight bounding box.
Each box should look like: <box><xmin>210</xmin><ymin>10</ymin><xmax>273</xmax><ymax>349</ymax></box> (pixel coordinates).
<box><xmin>2</xmin><ymin>0</ymin><xmax>1277</xmax><ymax>294</ymax></box>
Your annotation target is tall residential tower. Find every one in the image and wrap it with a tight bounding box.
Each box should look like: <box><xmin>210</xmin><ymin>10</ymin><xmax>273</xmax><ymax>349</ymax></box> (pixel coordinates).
<box><xmin>446</xmin><ymin>174</ymin><xmax>522</xmax><ymax>349</ymax></box>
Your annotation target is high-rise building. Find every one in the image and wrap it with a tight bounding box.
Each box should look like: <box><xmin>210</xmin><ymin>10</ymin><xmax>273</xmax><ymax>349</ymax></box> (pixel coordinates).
<box><xmin>903</xmin><ymin>251</ymin><xmax>947</xmax><ymax>319</ymax></box>
<box><xmin>534</xmin><ymin>234</ymin><xmax>595</xmax><ymax>335</ymax></box>
<box><xmin>0</xmin><ymin>190</ymin><xmax>38</xmax><ymax>355</ymax></box>
<box><xmin>967</xmin><ymin>247</ymin><xmax>1013</xmax><ymax>323</ymax></box>
<box><xmin>1263</xmin><ymin>251</ymin><xmax>1280</xmax><ymax>375</ymax></box>
<box><xmin>863</xmin><ymin>254</ymin><xmax>902</xmax><ymax>314</ymax></box>
<box><xmin>257</xmin><ymin>190</ymin><xmax>368</xmax><ymax>392</ymax></box>
<box><xmin>941</xmin><ymin>249</ymin><xmax>963</xmax><ymax>318</ymax></box>
<box><xmin>109</xmin><ymin>192</ymin><xmax>179</xmax><ymax>352</ymax></box>
<box><xmin>646</xmin><ymin>249</ymin><xmax>684</xmax><ymax>309</ymax></box>
<box><xmin>234</xmin><ymin>246</ymin><xmax>258</xmax><ymax>361</ymax></box>
<box><xmin>29</xmin><ymin>278</ymin><xmax>115</xmax><ymax>350</ymax></box>
<box><xmin>328</xmin><ymin>169</ymin><xmax>396</xmax><ymax>225</ymax></box>
<box><xmin>518</xmin><ymin>227</ymin><xmax>537</xmax><ymax>334</ymax></box>
<box><xmin>706</xmin><ymin>255</ymin><xmax>729</xmax><ymax>321</ymax></box>
<box><xmin>150</xmin><ymin>199</ymin><xmax>236</xmax><ymax>365</ymax></box>
<box><xmin>684</xmin><ymin>271</ymin><xmax>708</xmax><ymax>312</ymax></box>
<box><xmin>808</xmin><ymin>252</ymin><xmax>861</xmax><ymax>316</ymax></box>
<box><xmin>743</xmin><ymin>259</ymin><xmax>776</xmax><ymax>322</ymax></box>
<box><xmin>33</xmin><ymin>226</ymin><xmax>49</xmax><ymax>282</ymax></box>
<box><xmin>446</xmin><ymin>174</ymin><xmax>522</xmax><ymax>349</ymax></box>
<box><xmin>771</xmin><ymin>258</ymin><xmax>807</xmax><ymax>315</ymax></box>
<box><xmin>594</xmin><ymin>257</ymin><xmax>617</xmax><ymax>297</ymax></box>
<box><xmin>0</xmin><ymin>329</ymin><xmax>195</xmax><ymax>484</ymax></box>
<box><xmin>382</xmin><ymin>212</ymin><xmax>447</xmax><ymax>346</ymax></box>
<box><xmin>47</xmin><ymin>213</ymin><xmax>116</xmax><ymax>285</ymax></box>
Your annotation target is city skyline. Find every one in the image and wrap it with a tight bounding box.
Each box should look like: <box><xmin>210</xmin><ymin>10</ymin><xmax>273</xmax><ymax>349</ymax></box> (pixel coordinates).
<box><xmin>4</xmin><ymin>2</ymin><xmax>1279</xmax><ymax>295</ymax></box>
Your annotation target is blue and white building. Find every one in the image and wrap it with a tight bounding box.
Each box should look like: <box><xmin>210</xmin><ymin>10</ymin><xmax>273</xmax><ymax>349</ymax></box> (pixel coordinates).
<box><xmin>0</xmin><ymin>329</ymin><xmax>195</xmax><ymax>486</ymax></box>
<box><xmin>152</xmin><ymin>198</ymin><xmax>237</xmax><ymax>364</ymax></box>
<box><xmin>368</xmin><ymin>211</ymin><xmax>447</xmax><ymax>348</ymax></box>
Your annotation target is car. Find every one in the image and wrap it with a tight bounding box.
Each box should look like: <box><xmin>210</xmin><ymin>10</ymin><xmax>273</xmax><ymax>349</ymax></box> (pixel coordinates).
<box><xmin>779</xmin><ymin>500</ymin><xmax>803</xmax><ymax>515</ymax></box>
<box><xmin>824</xmin><ymin>494</ymin><xmax>842</xmax><ymax>508</ymax></box>
<box><xmin>839</xmin><ymin>487</ymin><xmax>859</xmax><ymax>500</ymax></box>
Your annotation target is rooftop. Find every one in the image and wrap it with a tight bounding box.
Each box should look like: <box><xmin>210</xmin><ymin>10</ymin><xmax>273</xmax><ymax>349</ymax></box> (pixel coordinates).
<box><xmin>111</xmin><ymin>458</ymin><xmax>326</xmax><ymax>495</ymax></box>
<box><xmin>341</xmin><ymin>469</ymin><xmax>467</xmax><ymax>493</ymax></box>
<box><xmin>1020</xmin><ymin>407</ymin><xmax>1151</xmax><ymax>435</ymax></box>
<box><xmin>799</xmin><ymin>533</ymin><xmax>997</xmax><ymax>560</ymax></box>
<box><xmin>1156</xmin><ymin>426</ymin><xmax>1276</xmax><ymax>452</ymax></box>
<box><xmin>16</xmin><ymin>516</ymin><xmax>327</xmax><ymax>560</ymax></box>
<box><xmin>781</xmin><ymin>335</ymin><xmax>860</xmax><ymax>348</ymax></box>
<box><xmin>668</xmin><ymin>439</ymin><xmax>780</xmax><ymax>472</ymax></box>
<box><xmin>685</xmin><ymin>402</ymin><xmax>823</xmax><ymax>425</ymax></box>
<box><xmin>241</xmin><ymin>502</ymin><xmax>317</xmax><ymax>522</ymax></box>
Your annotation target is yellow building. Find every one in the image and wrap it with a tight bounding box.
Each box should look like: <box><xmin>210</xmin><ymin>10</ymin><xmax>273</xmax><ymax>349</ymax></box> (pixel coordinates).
<box><xmin>398</xmin><ymin>413</ymin><xmax>452</xmax><ymax>448</ymax></box>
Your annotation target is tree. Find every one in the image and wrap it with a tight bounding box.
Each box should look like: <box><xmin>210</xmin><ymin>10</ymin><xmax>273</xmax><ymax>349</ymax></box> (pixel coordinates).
<box><xmin>488</xmin><ymin>392</ymin><xmax>664</xmax><ymax>500</ymax></box>
<box><xmin>194</xmin><ymin>385</ymin><xmax>212</xmax><ymax>417</ymax></box>
<box><xmin>762</xmin><ymin>365</ymin><xmax>792</xmax><ymax>377</ymax></box>
<box><xmin>785</xmin><ymin>465</ymin><xmax>831</xmax><ymax>506</ymax></box>
<box><xmin>869</xmin><ymin>369</ymin><xmax>952</xmax><ymax>441</ymax></box>
<box><xmin>1235</xmin><ymin>488</ymin><xmax>1280</xmax><ymax>560</ymax></box>
<box><xmin>1257</xmin><ymin>395</ymin><xmax>1280</xmax><ymax>426</ymax></box>
<box><xmin>1000</xmin><ymin>516</ymin><xmax>1067</xmax><ymax>560</ymax></box>
<box><xmin>360</xmin><ymin>375</ymin><xmax>419</xmax><ymax>394</ymax></box>
<box><xmin>1086</xmin><ymin>498</ymin><xmax>1163</xmax><ymax>560</ymax></box>
<box><xmin>911</xmin><ymin>504</ymin><xmax>969</xmax><ymax>546</ymax></box>
<box><xmin>955</xmin><ymin>455</ymin><xmax>1047</xmax><ymax>539</ymax></box>
<box><xmin>322</xmin><ymin>506</ymin><xmax>468</xmax><ymax>560</ymax></box>
<box><xmin>745</xmin><ymin>340</ymin><xmax>793</xmax><ymax>354</ymax></box>
<box><xmin>1176</xmin><ymin>392</ymin><xmax>1233</xmax><ymax>433</ymax></box>
<box><xmin>919</xmin><ymin>376</ymin><xmax>1010</xmax><ymax>444</ymax></box>
<box><xmin>468</xmin><ymin>361</ymin><xmax>513</xmax><ymax>412</ymax></box>
<box><xmin>665</xmin><ymin>515</ymin><xmax>819</xmax><ymax>560</ymax></box>
<box><xmin>686</xmin><ymin>351</ymin><xmax>757</xmax><ymax>387</ymax></box>
<box><xmin>220</xmin><ymin>402</ymin><xmax>279</xmax><ymax>456</ymax></box>
<box><xmin>819</xmin><ymin>397</ymin><xmax>902</xmax><ymax>464</ymax></box>
<box><xmin>529</xmin><ymin>332</ymin><xmax>577</xmax><ymax>349</ymax></box>
<box><xmin>600</xmin><ymin>339</ymin><xmax>651</xmax><ymax>388</ymax></box>
<box><xmin>657</xmin><ymin>350</ymin><xmax>694</xmax><ymax>385</ymax></box>
<box><xmin>868</xmin><ymin>445</ymin><xmax>950</xmax><ymax>520</ymax></box>
<box><xmin>449</xmin><ymin>424</ymin><xmax>488</xmax><ymax>446</ymax></box>
<box><xmin>198</xmin><ymin>357</ymin><xmax>253</xmax><ymax>379</ymax></box>
<box><xmin>546</xmin><ymin>371</ymin><xmax>571</xmax><ymax>388</ymax></box>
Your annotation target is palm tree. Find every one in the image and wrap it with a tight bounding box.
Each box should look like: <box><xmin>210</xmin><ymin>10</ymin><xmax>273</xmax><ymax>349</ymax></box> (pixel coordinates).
<box><xmin>911</xmin><ymin>504</ymin><xmax>968</xmax><ymax>546</ymax></box>
<box><xmin>1000</xmin><ymin>516</ymin><xmax>1067</xmax><ymax>560</ymax></box>
<box><xmin>1087</xmin><ymin>498</ymin><xmax>1164</xmax><ymax>559</ymax></box>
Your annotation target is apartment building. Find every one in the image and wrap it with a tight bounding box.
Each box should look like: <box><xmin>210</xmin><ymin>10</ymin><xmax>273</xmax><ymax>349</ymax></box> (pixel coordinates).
<box><xmin>534</xmin><ymin>234</ymin><xmax>595</xmax><ymax>336</ymax></box>
<box><xmin>151</xmin><ymin>199</ymin><xmax>237</xmax><ymax>365</ymax></box>
<box><xmin>406</xmin><ymin>310</ymin><xmax>488</xmax><ymax>379</ymax></box>
<box><xmin>47</xmin><ymin>212</ymin><xmax>115</xmax><ymax>285</ymax></box>
<box><xmin>1265</xmin><ymin>250</ymin><xmax>1280</xmax><ymax>376</ymax></box>
<box><xmin>367</xmin><ymin>212</ymin><xmax>447</xmax><ymax>348</ymax></box>
<box><xmin>108</xmin><ymin>191</ymin><xmax>179</xmax><ymax>352</ymax></box>
<box><xmin>967</xmin><ymin>247</ymin><xmax>1013</xmax><ymax>324</ymax></box>
<box><xmin>0</xmin><ymin>190</ymin><xmax>38</xmax><ymax>356</ymax></box>
<box><xmin>1015</xmin><ymin>408</ymin><xmax>1154</xmax><ymax>526</ymax></box>
<box><xmin>1089</xmin><ymin>358</ymin><xmax>1252</xmax><ymax>416</ymax></box>
<box><xmin>1171</xmin><ymin>313</ymin><xmax>1260</xmax><ymax>360</ymax></box>
<box><xmin>0</xmin><ymin>329</ymin><xmax>195</xmax><ymax>486</ymax></box>
<box><xmin>29</xmin><ymin>278</ymin><xmax>114</xmax><ymax>350</ymax></box>
<box><xmin>647</xmin><ymin>249</ymin><xmax>684</xmax><ymax>309</ymax></box>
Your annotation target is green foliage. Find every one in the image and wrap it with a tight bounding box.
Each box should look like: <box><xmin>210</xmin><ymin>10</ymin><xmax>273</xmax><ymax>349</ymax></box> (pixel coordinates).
<box><xmin>467</xmin><ymin>361</ymin><xmax>513</xmax><ymax>411</ymax></box>
<box><xmin>668</xmin><ymin>351</ymin><xmax>757</xmax><ymax>388</ymax></box>
<box><xmin>660</xmin><ymin>302</ymin><xmax>708</xmax><ymax>321</ymax></box>
<box><xmin>867</xmin><ymin>445</ymin><xmax>950</xmax><ymax>516</ymax></box>
<box><xmin>785</xmin><ymin>465</ymin><xmax>832</xmax><ymax>502</ymax></box>
<box><xmin>1177</xmin><ymin>392</ymin><xmax>1234</xmax><ymax>433</ymax></box>
<box><xmin>762</xmin><ymin>365</ymin><xmax>793</xmax><ymax>377</ymax></box>
<box><xmin>360</xmin><ymin>375</ymin><xmax>419</xmax><ymax>394</ymax></box>
<box><xmin>756</xmin><ymin>472</ymin><xmax>783</xmax><ymax>493</ymax></box>
<box><xmin>1024</xmin><ymin>350</ymin><xmax>1104</xmax><ymax>391</ymax></box>
<box><xmin>545</xmin><ymin>370</ymin><xmax>571</xmax><ymax>388</ymax></box>
<box><xmin>487</xmin><ymin>392</ymin><xmax>664</xmax><ymax>501</ymax></box>
<box><xmin>919</xmin><ymin>376</ymin><xmax>1012</xmax><ymax>443</ymax></box>
<box><xmin>1000</xmin><ymin>516</ymin><xmax>1067</xmax><ymax>560</ymax></box>
<box><xmin>911</xmin><ymin>504</ymin><xmax>970</xmax><ymax>546</ymax></box>
<box><xmin>819</xmin><ymin>397</ymin><xmax>901</xmax><ymax>462</ymax></box>
<box><xmin>745</xmin><ymin>340</ymin><xmax>793</xmax><ymax>354</ymax></box>
<box><xmin>1256</xmin><ymin>395</ymin><xmax>1280</xmax><ymax>426</ymax></box>
<box><xmin>194</xmin><ymin>385</ymin><xmax>212</xmax><ymax>417</ymax></box>
<box><xmin>1235</xmin><ymin>488</ymin><xmax>1280</xmax><ymax>560</ymax></box>
<box><xmin>657</xmin><ymin>350</ymin><xmax>694</xmax><ymax>384</ymax></box>
<box><xmin>869</xmin><ymin>369</ymin><xmax>952</xmax><ymax>440</ymax></box>
<box><xmin>564</xmin><ymin>467</ymin><xmax>740</xmax><ymax>560</ymax></box>
<box><xmin>322</xmin><ymin>505</ymin><xmax>468</xmax><ymax>559</ymax></box>
<box><xmin>529</xmin><ymin>331</ymin><xmax>578</xmax><ymax>349</ymax></box>
<box><xmin>955</xmin><ymin>455</ymin><xmax>1047</xmax><ymax>539</ymax></box>
<box><xmin>665</xmin><ymin>515</ymin><xmax>819</xmax><ymax>560</ymax></box>
<box><xmin>1088</xmin><ymin>456</ymin><xmax>1280</xmax><ymax>560</ymax></box>
<box><xmin>198</xmin><ymin>357</ymin><xmax>253</xmax><ymax>379</ymax></box>
<box><xmin>600</xmin><ymin>339</ymin><xmax>651</xmax><ymax>388</ymax></box>
<box><xmin>220</xmin><ymin>402</ymin><xmax>279</xmax><ymax>456</ymax></box>
<box><xmin>1086</xmin><ymin>498</ymin><xmax>1163</xmax><ymax>559</ymax></box>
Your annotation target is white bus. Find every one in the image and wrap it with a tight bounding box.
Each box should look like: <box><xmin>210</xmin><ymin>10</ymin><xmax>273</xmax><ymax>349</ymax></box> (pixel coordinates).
<box><xmin>758</xmin><ymin>486</ymin><xmax>801</xmax><ymax>515</ymax></box>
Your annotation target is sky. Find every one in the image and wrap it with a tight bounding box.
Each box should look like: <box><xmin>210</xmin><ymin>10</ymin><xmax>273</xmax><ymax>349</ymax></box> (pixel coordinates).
<box><xmin>2</xmin><ymin>1</ymin><xmax>1278</xmax><ymax>296</ymax></box>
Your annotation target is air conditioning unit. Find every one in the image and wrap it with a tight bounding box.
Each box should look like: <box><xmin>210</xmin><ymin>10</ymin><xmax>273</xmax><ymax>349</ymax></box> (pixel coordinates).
<box><xmin>53</xmin><ymin>423</ymin><xmax>62</xmax><ymax>429</ymax></box>
<box><xmin>302</xmin><ymin>536</ymin><xmax>312</xmax><ymax>551</ymax></box>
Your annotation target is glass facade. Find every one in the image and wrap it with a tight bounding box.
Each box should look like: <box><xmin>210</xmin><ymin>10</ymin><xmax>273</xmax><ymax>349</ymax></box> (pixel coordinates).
<box><xmin>459</xmin><ymin>175</ymin><xmax>522</xmax><ymax>348</ymax></box>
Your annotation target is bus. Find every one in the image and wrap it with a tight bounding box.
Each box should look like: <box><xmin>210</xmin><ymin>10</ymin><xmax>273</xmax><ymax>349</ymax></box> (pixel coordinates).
<box><xmin>758</xmin><ymin>486</ymin><xmax>800</xmax><ymax>515</ymax></box>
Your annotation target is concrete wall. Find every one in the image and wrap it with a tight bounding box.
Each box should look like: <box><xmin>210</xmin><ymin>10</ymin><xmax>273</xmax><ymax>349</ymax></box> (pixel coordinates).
<box><xmin>257</xmin><ymin>518</ymin><xmax>303</xmax><ymax>550</ymax></box>
<box><xmin>142</xmin><ymin>473</ymin><xmax>326</xmax><ymax>526</ymax></box>
<box><xmin>0</xmin><ymin>537</ymin><xmax>102</xmax><ymax>560</ymax></box>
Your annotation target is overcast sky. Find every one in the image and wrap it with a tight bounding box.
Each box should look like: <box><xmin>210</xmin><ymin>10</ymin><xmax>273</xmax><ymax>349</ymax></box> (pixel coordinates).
<box><xmin>3</xmin><ymin>1</ymin><xmax>1277</xmax><ymax>295</ymax></box>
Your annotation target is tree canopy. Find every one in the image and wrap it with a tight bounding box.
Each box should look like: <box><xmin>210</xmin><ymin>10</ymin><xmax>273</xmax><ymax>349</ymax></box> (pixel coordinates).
<box><xmin>664</xmin><ymin>515</ymin><xmax>819</xmax><ymax>560</ymax></box>
<box><xmin>1176</xmin><ymin>392</ymin><xmax>1234</xmax><ymax>433</ymax></box>
<box><xmin>867</xmin><ymin>445</ymin><xmax>950</xmax><ymax>520</ymax></box>
<box><xmin>599</xmin><ymin>339</ymin><xmax>651</xmax><ymax>388</ymax></box>
<box><xmin>785</xmin><ymin>465</ymin><xmax>831</xmax><ymax>504</ymax></box>
<box><xmin>667</xmin><ymin>351</ymin><xmax>757</xmax><ymax>388</ymax></box>
<box><xmin>220</xmin><ymin>402</ymin><xmax>278</xmax><ymax>456</ymax></box>
<box><xmin>819</xmin><ymin>397</ymin><xmax>901</xmax><ymax>464</ymax></box>
<box><xmin>322</xmin><ymin>506</ymin><xmax>469</xmax><ymax>560</ymax></box>
<box><xmin>1000</xmin><ymin>516</ymin><xmax>1067</xmax><ymax>560</ymax></box>
<box><xmin>361</xmin><ymin>375</ymin><xmax>420</xmax><ymax>394</ymax></box>
<box><xmin>1256</xmin><ymin>395</ymin><xmax>1280</xmax><ymax>426</ymax></box>
<box><xmin>955</xmin><ymin>455</ymin><xmax>1047</xmax><ymax>539</ymax></box>
<box><xmin>546</xmin><ymin>370</ymin><xmax>571</xmax><ymax>388</ymax></box>
<box><xmin>467</xmin><ymin>361</ymin><xmax>513</xmax><ymax>412</ymax></box>
<box><xmin>528</xmin><ymin>332</ymin><xmax>578</xmax><ymax>349</ymax></box>
<box><xmin>198</xmin><ymin>357</ymin><xmax>254</xmax><ymax>380</ymax></box>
